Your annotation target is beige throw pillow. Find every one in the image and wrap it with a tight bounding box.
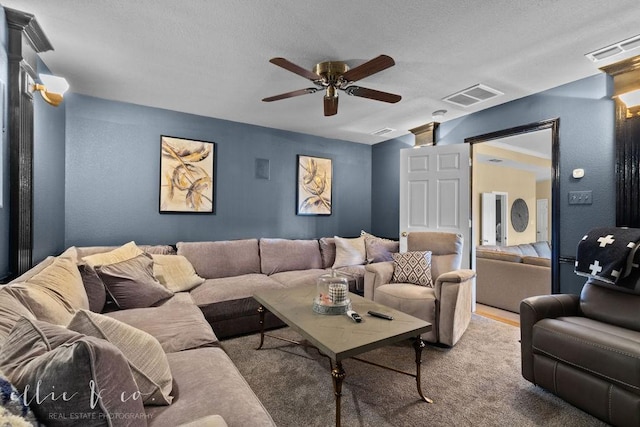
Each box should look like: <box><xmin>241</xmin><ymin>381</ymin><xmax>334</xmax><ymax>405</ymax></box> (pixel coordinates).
<box><xmin>391</xmin><ymin>251</ymin><xmax>433</xmax><ymax>287</ymax></box>
<box><xmin>81</xmin><ymin>241</ymin><xmax>144</xmax><ymax>268</ymax></box>
<box><xmin>68</xmin><ymin>310</ymin><xmax>173</xmax><ymax>406</ymax></box>
<box><xmin>5</xmin><ymin>257</ymin><xmax>89</xmax><ymax>325</ymax></box>
<box><xmin>332</xmin><ymin>236</ymin><xmax>366</xmax><ymax>268</ymax></box>
<box><xmin>152</xmin><ymin>255</ymin><xmax>205</xmax><ymax>292</ymax></box>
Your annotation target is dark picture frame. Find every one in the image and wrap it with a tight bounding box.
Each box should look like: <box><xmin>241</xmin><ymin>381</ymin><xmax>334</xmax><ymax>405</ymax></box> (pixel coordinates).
<box><xmin>296</xmin><ymin>155</ymin><xmax>332</xmax><ymax>215</ymax></box>
<box><xmin>159</xmin><ymin>135</ymin><xmax>215</xmax><ymax>213</ymax></box>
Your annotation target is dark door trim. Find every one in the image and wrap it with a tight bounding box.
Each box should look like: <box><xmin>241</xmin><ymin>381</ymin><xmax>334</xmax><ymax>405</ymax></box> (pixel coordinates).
<box><xmin>465</xmin><ymin>118</ymin><xmax>560</xmax><ymax>294</ymax></box>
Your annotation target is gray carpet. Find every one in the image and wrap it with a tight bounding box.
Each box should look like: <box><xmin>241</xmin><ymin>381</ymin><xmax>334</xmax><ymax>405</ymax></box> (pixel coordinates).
<box><xmin>222</xmin><ymin>314</ymin><xmax>607</xmax><ymax>427</ymax></box>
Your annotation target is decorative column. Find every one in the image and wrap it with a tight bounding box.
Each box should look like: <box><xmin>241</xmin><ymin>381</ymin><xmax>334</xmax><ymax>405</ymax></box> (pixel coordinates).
<box><xmin>5</xmin><ymin>8</ymin><xmax>53</xmax><ymax>276</ymax></box>
<box><xmin>601</xmin><ymin>56</ymin><xmax>640</xmax><ymax>228</ymax></box>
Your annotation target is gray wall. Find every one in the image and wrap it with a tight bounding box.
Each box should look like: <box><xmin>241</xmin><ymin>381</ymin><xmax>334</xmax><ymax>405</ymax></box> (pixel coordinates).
<box><xmin>64</xmin><ymin>94</ymin><xmax>372</xmax><ymax>247</ymax></box>
<box><xmin>371</xmin><ymin>74</ymin><xmax>616</xmax><ymax>294</ymax></box>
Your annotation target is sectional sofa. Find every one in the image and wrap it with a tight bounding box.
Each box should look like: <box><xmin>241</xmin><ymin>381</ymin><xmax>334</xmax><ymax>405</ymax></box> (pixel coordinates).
<box><xmin>0</xmin><ymin>234</ymin><xmax>395</xmax><ymax>426</ymax></box>
<box><xmin>475</xmin><ymin>242</ymin><xmax>551</xmax><ymax>313</ymax></box>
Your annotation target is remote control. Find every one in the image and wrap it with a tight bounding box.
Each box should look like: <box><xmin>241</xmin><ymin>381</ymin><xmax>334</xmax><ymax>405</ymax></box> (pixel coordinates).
<box><xmin>346</xmin><ymin>310</ymin><xmax>362</xmax><ymax>323</ymax></box>
<box><xmin>368</xmin><ymin>311</ymin><xmax>394</xmax><ymax>320</ymax></box>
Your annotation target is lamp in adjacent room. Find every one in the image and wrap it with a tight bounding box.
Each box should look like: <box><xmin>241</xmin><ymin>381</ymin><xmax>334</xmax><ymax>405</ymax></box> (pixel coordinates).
<box><xmin>33</xmin><ymin>74</ymin><xmax>69</xmax><ymax>106</ymax></box>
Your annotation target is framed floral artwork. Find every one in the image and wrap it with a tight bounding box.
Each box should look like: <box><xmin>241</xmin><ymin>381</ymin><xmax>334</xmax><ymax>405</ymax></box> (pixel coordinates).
<box><xmin>296</xmin><ymin>155</ymin><xmax>332</xmax><ymax>215</ymax></box>
<box><xmin>159</xmin><ymin>136</ymin><xmax>215</xmax><ymax>213</ymax></box>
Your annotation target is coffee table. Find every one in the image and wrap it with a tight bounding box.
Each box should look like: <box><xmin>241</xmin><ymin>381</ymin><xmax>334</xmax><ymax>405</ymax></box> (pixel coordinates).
<box><xmin>253</xmin><ymin>286</ymin><xmax>433</xmax><ymax>427</ymax></box>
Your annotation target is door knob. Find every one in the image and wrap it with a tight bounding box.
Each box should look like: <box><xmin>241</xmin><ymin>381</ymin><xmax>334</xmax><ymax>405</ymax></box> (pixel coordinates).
<box><xmin>401</xmin><ymin>232</ymin><xmax>408</xmax><ymax>237</ymax></box>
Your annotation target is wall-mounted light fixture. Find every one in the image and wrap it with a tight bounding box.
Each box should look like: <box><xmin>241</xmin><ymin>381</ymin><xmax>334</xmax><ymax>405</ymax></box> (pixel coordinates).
<box><xmin>618</xmin><ymin>89</ymin><xmax>640</xmax><ymax>109</ymax></box>
<box><xmin>33</xmin><ymin>74</ymin><xmax>69</xmax><ymax>106</ymax></box>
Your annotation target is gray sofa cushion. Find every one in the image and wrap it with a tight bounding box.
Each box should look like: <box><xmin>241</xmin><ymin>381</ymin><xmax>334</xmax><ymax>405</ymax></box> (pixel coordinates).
<box><xmin>177</xmin><ymin>239</ymin><xmax>261</xmax><ymax>279</ymax></box>
<box><xmin>259</xmin><ymin>238</ymin><xmax>322</xmax><ymax>274</ymax></box>
<box><xmin>533</xmin><ymin>316</ymin><xmax>640</xmax><ymax>394</ymax></box>
<box><xmin>0</xmin><ymin>317</ymin><xmax>146</xmax><ymax>427</ymax></box>
<box><xmin>269</xmin><ymin>269</ymin><xmax>328</xmax><ymax>288</ymax></box>
<box><xmin>146</xmin><ymin>347</ymin><xmax>275</xmax><ymax>427</ymax></box>
<box><xmin>106</xmin><ymin>293</ymin><xmax>218</xmax><ymax>353</ymax></box>
<box><xmin>190</xmin><ymin>274</ymin><xmax>284</xmax><ymax>323</ymax></box>
<box><xmin>319</xmin><ymin>237</ymin><xmax>336</xmax><ymax>269</ymax></box>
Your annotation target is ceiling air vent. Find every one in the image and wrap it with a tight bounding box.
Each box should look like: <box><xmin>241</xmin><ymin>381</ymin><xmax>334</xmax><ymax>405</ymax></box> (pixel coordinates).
<box><xmin>585</xmin><ymin>33</ymin><xmax>640</xmax><ymax>62</ymax></box>
<box><xmin>443</xmin><ymin>84</ymin><xmax>503</xmax><ymax>108</ymax></box>
<box><xmin>371</xmin><ymin>127</ymin><xmax>395</xmax><ymax>136</ymax></box>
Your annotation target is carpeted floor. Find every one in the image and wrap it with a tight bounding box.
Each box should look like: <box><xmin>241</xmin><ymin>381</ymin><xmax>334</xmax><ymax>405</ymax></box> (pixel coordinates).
<box><xmin>222</xmin><ymin>314</ymin><xmax>608</xmax><ymax>427</ymax></box>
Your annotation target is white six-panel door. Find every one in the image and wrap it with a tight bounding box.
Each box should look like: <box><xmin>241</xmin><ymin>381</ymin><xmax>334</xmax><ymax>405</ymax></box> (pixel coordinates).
<box><xmin>399</xmin><ymin>144</ymin><xmax>471</xmax><ymax>269</ymax></box>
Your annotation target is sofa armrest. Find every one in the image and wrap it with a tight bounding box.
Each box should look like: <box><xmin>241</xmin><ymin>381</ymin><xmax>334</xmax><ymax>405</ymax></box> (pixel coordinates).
<box><xmin>435</xmin><ymin>269</ymin><xmax>476</xmax><ymax>346</ymax></box>
<box><xmin>364</xmin><ymin>261</ymin><xmax>394</xmax><ymax>300</ymax></box>
<box><xmin>519</xmin><ymin>294</ymin><xmax>581</xmax><ymax>382</ymax></box>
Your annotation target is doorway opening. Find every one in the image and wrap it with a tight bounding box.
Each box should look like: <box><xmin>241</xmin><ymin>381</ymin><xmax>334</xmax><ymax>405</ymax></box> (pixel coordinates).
<box><xmin>466</xmin><ymin>118</ymin><xmax>560</xmax><ymax>297</ymax></box>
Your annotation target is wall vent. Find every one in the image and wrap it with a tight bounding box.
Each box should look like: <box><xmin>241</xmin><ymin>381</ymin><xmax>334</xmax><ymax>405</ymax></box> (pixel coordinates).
<box><xmin>586</xmin><ymin>34</ymin><xmax>640</xmax><ymax>62</ymax></box>
<box><xmin>443</xmin><ymin>84</ymin><xmax>503</xmax><ymax>108</ymax></box>
<box><xmin>371</xmin><ymin>127</ymin><xmax>395</xmax><ymax>136</ymax></box>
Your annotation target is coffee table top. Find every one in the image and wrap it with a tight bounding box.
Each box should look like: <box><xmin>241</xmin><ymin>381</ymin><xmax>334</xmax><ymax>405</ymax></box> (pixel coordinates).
<box><xmin>253</xmin><ymin>286</ymin><xmax>432</xmax><ymax>362</ymax></box>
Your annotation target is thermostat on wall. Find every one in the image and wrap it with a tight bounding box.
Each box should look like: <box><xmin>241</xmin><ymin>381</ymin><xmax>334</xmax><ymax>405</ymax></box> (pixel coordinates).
<box><xmin>572</xmin><ymin>168</ymin><xmax>585</xmax><ymax>179</ymax></box>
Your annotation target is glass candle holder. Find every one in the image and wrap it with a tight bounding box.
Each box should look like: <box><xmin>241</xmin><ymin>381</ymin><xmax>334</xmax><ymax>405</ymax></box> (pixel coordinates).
<box><xmin>313</xmin><ymin>270</ymin><xmax>350</xmax><ymax>315</ymax></box>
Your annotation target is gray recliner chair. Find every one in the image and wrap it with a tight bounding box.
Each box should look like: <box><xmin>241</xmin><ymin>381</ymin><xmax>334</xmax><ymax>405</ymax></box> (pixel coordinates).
<box><xmin>363</xmin><ymin>231</ymin><xmax>476</xmax><ymax>346</ymax></box>
<box><xmin>521</xmin><ymin>227</ymin><xmax>640</xmax><ymax>427</ymax></box>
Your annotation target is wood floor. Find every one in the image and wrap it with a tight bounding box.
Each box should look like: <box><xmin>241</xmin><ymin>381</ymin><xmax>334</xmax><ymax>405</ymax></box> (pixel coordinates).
<box><xmin>476</xmin><ymin>303</ymin><xmax>520</xmax><ymax>327</ymax></box>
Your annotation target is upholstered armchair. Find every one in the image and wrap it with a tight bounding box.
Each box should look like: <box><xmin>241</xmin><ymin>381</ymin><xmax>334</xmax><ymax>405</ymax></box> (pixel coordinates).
<box><xmin>364</xmin><ymin>231</ymin><xmax>475</xmax><ymax>346</ymax></box>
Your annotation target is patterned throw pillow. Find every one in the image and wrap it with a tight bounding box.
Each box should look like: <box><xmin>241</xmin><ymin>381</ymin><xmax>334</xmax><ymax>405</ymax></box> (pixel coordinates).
<box><xmin>0</xmin><ymin>370</ymin><xmax>39</xmax><ymax>426</ymax></box>
<box><xmin>391</xmin><ymin>251</ymin><xmax>433</xmax><ymax>287</ymax></box>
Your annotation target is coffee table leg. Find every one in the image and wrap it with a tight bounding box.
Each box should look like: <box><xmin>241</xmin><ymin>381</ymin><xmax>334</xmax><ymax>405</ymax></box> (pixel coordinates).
<box><xmin>331</xmin><ymin>361</ymin><xmax>346</xmax><ymax>427</ymax></box>
<box><xmin>414</xmin><ymin>336</ymin><xmax>433</xmax><ymax>404</ymax></box>
<box><xmin>256</xmin><ymin>306</ymin><xmax>266</xmax><ymax>350</ymax></box>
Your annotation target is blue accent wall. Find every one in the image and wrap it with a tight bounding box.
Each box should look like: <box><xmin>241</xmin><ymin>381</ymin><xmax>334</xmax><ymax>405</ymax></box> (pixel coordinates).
<box><xmin>372</xmin><ymin>74</ymin><xmax>616</xmax><ymax>294</ymax></box>
<box><xmin>64</xmin><ymin>94</ymin><xmax>371</xmax><ymax>247</ymax></box>
<box><xmin>0</xmin><ymin>9</ymin><xmax>9</xmax><ymax>277</ymax></box>
<box><xmin>33</xmin><ymin>58</ymin><xmax>66</xmax><ymax>263</ymax></box>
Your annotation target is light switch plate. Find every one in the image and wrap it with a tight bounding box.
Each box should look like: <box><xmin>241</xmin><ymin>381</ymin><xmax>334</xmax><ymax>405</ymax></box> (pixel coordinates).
<box><xmin>568</xmin><ymin>190</ymin><xmax>592</xmax><ymax>205</ymax></box>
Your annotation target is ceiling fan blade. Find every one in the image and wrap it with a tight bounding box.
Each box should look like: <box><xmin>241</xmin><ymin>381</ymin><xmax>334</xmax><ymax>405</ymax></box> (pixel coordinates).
<box><xmin>262</xmin><ymin>88</ymin><xmax>318</xmax><ymax>102</ymax></box>
<box><xmin>269</xmin><ymin>57</ymin><xmax>322</xmax><ymax>81</ymax></box>
<box><xmin>340</xmin><ymin>55</ymin><xmax>396</xmax><ymax>83</ymax></box>
<box><xmin>324</xmin><ymin>96</ymin><xmax>338</xmax><ymax>116</ymax></box>
<box><xmin>343</xmin><ymin>86</ymin><xmax>401</xmax><ymax>103</ymax></box>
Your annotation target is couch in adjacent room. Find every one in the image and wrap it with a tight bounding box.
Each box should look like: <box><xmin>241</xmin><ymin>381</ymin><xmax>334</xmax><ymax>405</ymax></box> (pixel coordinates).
<box><xmin>475</xmin><ymin>241</ymin><xmax>551</xmax><ymax>313</ymax></box>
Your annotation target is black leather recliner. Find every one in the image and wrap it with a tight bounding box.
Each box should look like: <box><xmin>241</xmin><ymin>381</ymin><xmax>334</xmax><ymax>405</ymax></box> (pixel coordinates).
<box><xmin>520</xmin><ymin>274</ymin><xmax>640</xmax><ymax>427</ymax></box>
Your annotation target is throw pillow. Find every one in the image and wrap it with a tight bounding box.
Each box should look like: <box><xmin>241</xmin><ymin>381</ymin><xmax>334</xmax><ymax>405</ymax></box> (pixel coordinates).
<box><xmin>96</xmin><ymin>254</ymin><xmax>174</xmax><ymax>309</ymax></box>
<box><xmin>364</xmin><ymin>237</ymin><xmax>399</xmax><ymax>263</ymax></box>
<box><xmin>81</xmin><ymin>241</ymin><xmax>144</xmax><ymax>269</ymax></box>
<box><xmin>391</xmin><ymin>251</ymin><xmax>433</xmax><ymax>287</ymax></box>
<box><xmin>0</xmin><ymin>317</ymin><xmax>145</xmax><ymax>426</ymax></box>
<box><xmin>77</xmin><ymin>264</ymin><xmax>108</xmax><ymax>313</ymax></box>
<box><xmin>5</xmin><ymin>257</ymin><xmax>89</xmax><ymax>325</ymax></box>
<box><xmin>68</xmin><ymin>310</ymin><xmax>173</xmax><ymax>406</ymax></box>
<box><xmin>0</xmin><ymin>370</ymin><xmax>39</xmax><ymax>426</ymax></box>
<box><xmin>332</xmin><ymin>236</ymin><xmax>366</xmax><ymax>268</ymax></box>
<box><xmin>152</xmin><ymin>255</ymin><xmax>205</xmax><ymax>292</ymax></box>
<box><xmin>0</xmin><ymin>288</ymin><xmax>36</xmax><ymax>347</ymax></box>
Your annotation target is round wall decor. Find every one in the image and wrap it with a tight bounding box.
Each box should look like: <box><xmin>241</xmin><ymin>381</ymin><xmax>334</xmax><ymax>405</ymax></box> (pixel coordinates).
<box><xmin>511</xmin><ymin>198</ymin><xmax>529</xmax><ymax>232</ymax></box>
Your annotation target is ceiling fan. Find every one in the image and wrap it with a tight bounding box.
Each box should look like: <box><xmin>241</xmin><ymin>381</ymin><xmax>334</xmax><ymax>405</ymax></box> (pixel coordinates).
<box><xmin>262</xmin><ymin>54</ymin><xmax>402</xmax><ymax>116</ymax></box>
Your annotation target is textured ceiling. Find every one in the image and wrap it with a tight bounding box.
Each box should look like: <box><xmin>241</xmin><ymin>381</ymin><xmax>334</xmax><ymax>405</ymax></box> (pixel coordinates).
<box><xmin>4</xmin><ymin>0</ymin><xmax>640</xmax><ymax>144</ymax></box>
